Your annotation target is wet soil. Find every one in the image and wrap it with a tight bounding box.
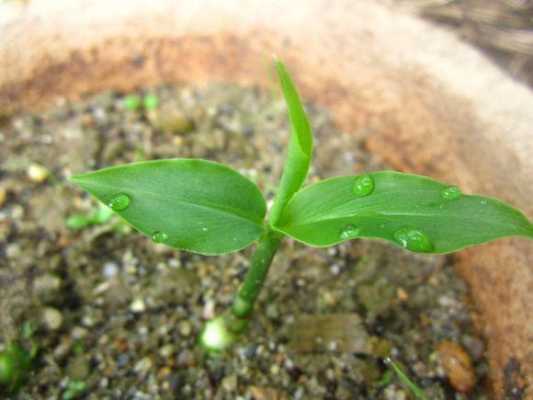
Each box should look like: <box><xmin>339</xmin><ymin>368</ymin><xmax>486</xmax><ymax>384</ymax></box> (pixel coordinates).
<box><xmin>0</xmin><ymin>84</ymin><xmax>488</xmax><ymax>399</ymax></box>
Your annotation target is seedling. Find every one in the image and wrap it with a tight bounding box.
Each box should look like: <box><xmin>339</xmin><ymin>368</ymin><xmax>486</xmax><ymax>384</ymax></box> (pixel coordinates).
<box><xmin>66</xmin><ymin>203</ymin><xmax>114</xmax><ymax>230</ymax></box>
<box><xmin>71</xmin><ymin>61</ymin><xmax>533</xmax><ymax>353</ymax></box>
<box><xmin>384</xmin><ymin>357</ymin><xmax>429</xmax><ymax>400</ymax></box>
<box><xmin>62</xmin><ymin>379</ymin><xmax>88</xmax><ymax>400</ymax></box>
<box><xmin>123</xmin><ymin>93</ymin><xmax>160</xmax><ymax>111</ymax></box>
<box><xmin>0</xmin><ymin>321</ymin><xmax>39</xmax><ymax>394</ymax></box>
<box><xmin>0</xmin><ymin>343</ymin><xmax>31</xmax><ymax>393</ymax></box>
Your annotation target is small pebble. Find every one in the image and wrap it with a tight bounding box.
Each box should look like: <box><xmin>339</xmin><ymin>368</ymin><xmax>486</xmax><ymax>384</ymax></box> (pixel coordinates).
<box><xmin>5</xmin><ymin>243</ymin><xmax>20</xmax><ymax>258</ymax></box>
<box><xmin>248</xmin><ymin>386</ymin><xmax>288</xmax><ymax>400</ymax></box>
<box><xmin>177</xmin><ymin>350</ymin><xmax>194</xmax><ymax>367</ymax></box>
<box><xmin>10</xmin><ymin>205</ymin><xmax>24</xmax><ymax>219</ymax></box>
<box><xmin>42</xmin><ymin>307</ymin><xmax>63</xmax><ymax>330</ymax></box>
<box><xmin>34</xmin><ymin>274</ymin><xmax>62</xmax><ymax>303</ymax></box>
<box><xmin>270</xmin><ymin>364</ymin><xmax>280</xmax><ymax>375</ymax></box>
<box><xmin>330</xmin><ymin>263</ymin><xmax>341</xmax><ymax>275</ymax></box>
<box><xmin>71</xmin><ymin>326</ymin><xmax>89</xmax><ymax>340</ymax></box>
<box><xmin>397</xmin><ymin>287</ymin><xmax>409</xmax><ymax>301</ymax></box>
<box><xmin>159</xmin><ymin>344</ymin><xmax>175</xmax><ymax>358</ymax></box>
<box><xmin>221</xmin><ymin>374</ymin><xmax>238</xmax><ymax>392</ymax></box>
<box><xmin>130</xmin><ymin>298</ymin><xmax>146</xmax><ymax>313</ymax></box>
<box><xmin>27</xmin><ymin>163</ymin><xmax>50</xmax><ymax>182</ymax></box>
<box><xmin>437</xmin><ymin>340</ymin><xmax>476</xmax><ymax>393</ymax></box>
<box><xmin>117</xmin><ymin>354</ymin><xmax>130</xmax><ymax>368</ymax></box>
<box><xmin>0</xmin><ymin>187</ymin><xmax>6</xmax><ymax>207</ymax></box>
<box><xmin>203</xmin><ymin>300</ymin><xmax>215</xmax><ymax>319</ymax></box>
<box><xmin>102</xmin><ymin>261</ymin><xmax>119</xmax><ymax>279</ymax></box>
<box><xmin>134</xmin><ymin>357</ymin><xmax>153</xmax><ymax>374</ymax></box>
<box><xmin>266</xmin><ymin>304</ymin><xmax>280</xmax><ymax>319</ymax></box>
<box><xmin>178</xmin><ymin>321</ymin><xmax>192</xmax><ymax>337</ymax></box>
<box><xmin>152</xmin><ymin>108</ymin><xmax>194</xmax><ymax>135</ymax></box>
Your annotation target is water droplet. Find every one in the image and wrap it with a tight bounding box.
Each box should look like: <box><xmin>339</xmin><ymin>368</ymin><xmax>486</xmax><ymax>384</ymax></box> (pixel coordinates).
<box><xmin>352</xmin><ymin>174</ymin><xmax>374</xmax><ymax>197</ymax></box>
<box><xmin>441</xmin><ymin>186</ymin><xmax>462</xmax><ymax>200</ymax></box>
<box><xmin>151</xmin><ymin>231</ymin><xmax>168</xmax><ymax>243</ymax></box>
<box><xmin>339</xmin><ymin>224</ymin><xmax>361</xmax><ymax>240</ymax></box>
<box><xmin>108</xmin><ymin>193</ymin><xmax>130</xmax><ymax>211</ymax></box>
<box><xmin>394</xmin><ymin>228</ymin><xmax>433</xmax><ymax>253</ymax></box>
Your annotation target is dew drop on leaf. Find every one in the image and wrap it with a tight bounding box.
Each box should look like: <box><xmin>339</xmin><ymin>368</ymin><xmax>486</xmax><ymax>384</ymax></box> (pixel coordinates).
<box><xmin>339</xmin><ymin>224</ymin><xmax>361</xmax><ymax>240</ymax></box>
<box><xmin>108</xmin><ymin>193</ymin><xmax>131</xmax><ymax>211</ymax></box>
<box><xmin>441</xmin><ymin>186</ymin><xmax>462</xmax><ymax>200</ymax></box>
<box><xmin>352</xmin><ymin>175</ymin><xmax>374</xmax><ymax>197</ymax></box>
<box><xmin>151</xmin><ymin>231</ymin><xmax>169</xmax><ymax>243</ymax></box>
<box><xmin>393</xmin><ymin>228</ymin><xmax>433</xmax><ymax>252</ymax></box>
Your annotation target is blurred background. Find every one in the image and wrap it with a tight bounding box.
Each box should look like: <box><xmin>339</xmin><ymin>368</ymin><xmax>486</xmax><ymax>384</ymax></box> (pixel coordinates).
<box><xmin>394</xmin><ymin>0</ymin><xmax>533</xmax><ymax>88</ymax></box>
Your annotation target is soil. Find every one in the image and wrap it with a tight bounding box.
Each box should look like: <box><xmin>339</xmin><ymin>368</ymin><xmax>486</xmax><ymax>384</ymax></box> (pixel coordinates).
<box><xmin>0</xmin><ymin>84</ymin><xmax>488</xmax><ymax>399</ymax></box>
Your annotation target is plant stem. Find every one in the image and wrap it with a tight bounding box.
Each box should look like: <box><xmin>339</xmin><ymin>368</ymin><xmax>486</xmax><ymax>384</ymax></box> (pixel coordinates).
<box><xmin>199</xmin><ymin>228</ymin><xmax>282</xmax><ymax>352</ymax></box>
<box><xmin>231</xmin><ymin>228</ymin><xmax>282</xmax><ymax>320</ymax></box>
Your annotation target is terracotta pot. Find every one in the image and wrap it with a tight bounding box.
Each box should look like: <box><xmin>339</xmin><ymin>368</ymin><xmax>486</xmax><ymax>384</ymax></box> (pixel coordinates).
<box><xmin>1</xmin><ymin>0</ymin><xmax>532</xmax><ymax>397</ymax></box>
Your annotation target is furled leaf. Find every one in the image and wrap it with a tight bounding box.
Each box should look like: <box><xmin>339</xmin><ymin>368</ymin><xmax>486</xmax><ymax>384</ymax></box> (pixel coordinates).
<box><xmin>71</xmin><ymin>159</ymin><xmax>266</xmax><ymax>255</ymax></box>
<box><xmin>268</xmin><ymin>60</ymin><xmax>314</xmax><ymax>225</ymax></box>
<box><xmin>273</xmin><ymin>171</ymin><xmax>533</xmax><ymax>253</ymax></box>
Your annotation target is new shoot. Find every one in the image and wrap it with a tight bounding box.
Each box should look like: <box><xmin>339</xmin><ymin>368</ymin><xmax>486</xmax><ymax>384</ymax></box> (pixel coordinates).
<box><xmin>71</xmin><ymin>60</ymin><xmax>533</xmax><ymax>353</ymax></box>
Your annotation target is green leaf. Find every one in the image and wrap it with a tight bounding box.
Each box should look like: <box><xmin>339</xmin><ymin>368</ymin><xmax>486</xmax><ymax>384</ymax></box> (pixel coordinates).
<box><xmin>268</xmin><ymin>60</ymin><xmax>313</xmax><ymax>226</ymax></box>
<box><xmin>273</xmin><ymin>171</ymin><xmax>533</xmax><ymax>253</ymax></box>
<box><xmin>71</xmin><ymin>159</ymin><xmax>266</xmax><ymax>255</ymax></box>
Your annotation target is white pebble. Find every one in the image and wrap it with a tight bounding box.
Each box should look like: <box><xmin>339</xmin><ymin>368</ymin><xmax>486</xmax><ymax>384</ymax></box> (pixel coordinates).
<box><xmin>130</xmin><ymin>298</ymin><xmax>146</xmax><ymax>313</ymax></box>
<box><xmin>42</xmin><ymin>307</ymin><xmax>63</xmax><ymax>330</ymax></box>
<box><xmin>103</xmin><ymin>262</ymin><xmax>119</xmax><ymax>278</ymax></box>
<box><xmin>27</xmin><ymin>163</ymin><xmax>50</xmax><ymax>182</ymax></box>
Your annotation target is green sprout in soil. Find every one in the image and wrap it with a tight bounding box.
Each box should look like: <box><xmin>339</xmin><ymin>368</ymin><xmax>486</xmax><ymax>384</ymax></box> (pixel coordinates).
<box><xmin>66</xmin><ymin>203</ymin><xmax>114</xmax><ymax>231</ymax></box>
<box><xmin>0</xmin><ymin>322</ymin><xmax>39</xmax><ymax>394</ymax></box>
<box><xmin>71</xmin><ymin>60</ymin><xmax>533</xmax><ymax>353</ymax></box>
<box><xmin>384</xmin><ymin>357</ymin><xmax>429</xmax><ymax>400</ymax></box>
<box><xmin>123</xmin><ymin>94</ymin><xmax>142</xmax><ymax>111</ymax></box>
<box><xmin>143</xmin><ymin>93</ymin><xmax>159</xmax><ymax>110</ymax></box>
<box><xmin>62</xmin><ymin>379</ymin><xmax>88</xmax><ymax>400</ymax></box>
<box><xmin>123</xmin><ymin>93</ymin><xmax>160</xmax><ymax>111</ymax></box>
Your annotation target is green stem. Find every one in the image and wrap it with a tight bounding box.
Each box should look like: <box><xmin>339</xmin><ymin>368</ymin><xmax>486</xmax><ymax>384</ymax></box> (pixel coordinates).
<box><xmin>199</xmin><ymin>228</ymin><xmax>282</xmax><ymax>352</ymax></box>
<box><xmin>231</xmin><ymin>229</ymin><xmax>282</xmax><ymax>320</ymax></box>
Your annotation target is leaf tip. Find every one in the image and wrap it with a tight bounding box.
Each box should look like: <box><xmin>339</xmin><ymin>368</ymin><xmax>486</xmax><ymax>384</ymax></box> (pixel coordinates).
<box><xmin>273</xmin><ymin>57</ymin><xmax>284</xmax><ymax>71</ymax></box>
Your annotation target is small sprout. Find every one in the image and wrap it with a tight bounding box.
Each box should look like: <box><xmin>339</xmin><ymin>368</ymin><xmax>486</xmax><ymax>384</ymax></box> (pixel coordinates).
<box><xmin>123</xmin><ymin>94</ymin><xmax>142</xmax><ymax>111</ymax></box>
<box><xmin>62</xmin><ymin>379</ymin><xmax>88</xmax><ymax>400</ymax></box>
<box><xmin>66</xmin><ymin>214</ymin><xmax>91</xmax><ymax>230</ymax></box>
<box><xmin>0</xmin><ymin>186</ymin><xmax>7</xmax><ymax>207</ymax></box>
<box><xmin>0</xmin><ymin>343</ymin><xmax>32</xmax><ymax>393</ymax></box>
<box><xmin>71</xmin><ymin>59</ymin><xmax>533</xmax><ymax>358</ymax></box>
<box><xmin>377</xmin><ymin>369</ymin><xmax>393</xmax><ymax>387</ymax></box>
<box><xmin>66</xmin><ymin>204</ymin><xmax>114</xmax><ymax>231</ymax></box>
<box><xmin>143</xmin><ymin>93</ymin><xmax>159</xmax><ymax>110</ymax></box>
<box><xmin>384</xmin><ymin>357</ymin><xmax>429</xmax><ymax>400</ymax></box>
<box><xmin>20</xmin><ymin>321</ymin><xmax>35</xmax><ymax>340</ymax></box>
<box><xmin>90</xmin><ymin>203</ymin><xmax>114</xmax><ymax>224</ymax></box>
